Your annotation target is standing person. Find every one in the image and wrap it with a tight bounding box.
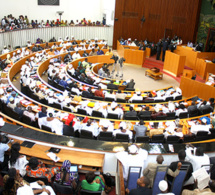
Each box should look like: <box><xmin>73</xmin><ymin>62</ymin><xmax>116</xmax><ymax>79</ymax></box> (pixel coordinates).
<box><xmin>156</xmin><ymin>39</ymin><xmax>162</xmax><ymax>60</ymax></box>
<box><xmin>110</xmin><ymin>55</ymin><xmax>119</xmax><ymax>77</ymax></box>
<box><xmin>162</xmin><ymin>39</ymin><xmax>168</xmax><ymax>62</ymax></box>
<box><xmin>115</xmin><ymin>144</ymin><xmax>148</xmax><ymax>182</ymax></box>
<box><xmin>0</xmin><ymin>135</ymin><xmax>10</xmax><ymax>170</ymax></box>
<box><xmin>118</xmin><ymin>57</ymin><xmax>125</xmax><ymax>79</ymax></box>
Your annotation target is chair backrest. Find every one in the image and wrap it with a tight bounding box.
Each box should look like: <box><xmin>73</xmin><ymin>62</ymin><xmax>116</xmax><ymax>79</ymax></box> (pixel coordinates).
<box><xmin>151</xmin><ymin>134</ymin><xmax>165</xmax><ymax>143</ymax></box>
<box><xmin>124</xmin><ymin>116</ymin><xmax>138</xmax><ymax>120</ymax></box>
<box><xmin>171</xmin><ymin>165</ymin><xmax>189</xmax><ymax>195</ymax></box>
<box><xmin>80</xmin><ymin>189</ymin><xmax>102</xmax><ymax>195</ymax></box>
<box><xmin>80</xmin><ymin>130</ymin><xmax>93</xmax><ymax>139</ymax></box>
<box><xmin>179</xmin><ymin>112</ymin><xmax>188</xmax><ymax>119</ymax></box>
<box><xmin>165</xmin><ymin>96</ymin><xmax>174</xmax><ymax>102</ymax></box>
<box><xmin>189</xmin><ymin>109</ymin><xmax>199</xmax><ymax>117</ymax></box>
<box><xmin>154</xmin><ymin>99</ymin><xmax>164</xmax><ymax>103</ymax></box>
<box><xmin>166</xmin><ymin>135</ymin><xmax>180</xmax><ymax>143</ymax></box>
<box><xmin>93</xmin><ymin>96</ymin><xmax>104</xmax><ymax>100</ymax></box>
<box><xmin>196</xmin><ymin>131</ymin><xmax>208</xmax><ymax>137</ymax></box>
<box><xmin>139</xmin><ymin>115</ymin><xmax>151</xmax><ymax>120</ymax></box>
<box><xmin>115</xmin><ymin>133</ymin><xmax>129</xmax><ymax>142</ymax></box>
<box><xmin>22</xmin><ymin>115</ymin><xmax>32</xmax><ymax>125</ymax></box>
<box><xmin>152</xmin><ymin>166</ymin><xmax>168</xmax><ymax>195</ymax></box>
<box><xmin>202</xmin><ymin>107</ymin><xmax>212</xmax><ymax>114</ymax></box>
<box><xmin>98</xmin><ymin>132</ymin><xmax>113</xmax><ymax>141</ymax></box>
<box><xmin>77</xmin><ymin>108</ymin><xmax>87</xmax><ymax>115</ymax></box>
<box><xmin>53</xmin><ymin>103</ymin><xmax>61</xmax><ymax>109</ymax></box>
<box><xmin>166</xmin><ymin>112</ymin><xmax>176</xmax><ymax>120</ymax></box>
<box><xmin>53</xmin><ymin>182</ymin><xmax>73</xmax><ymax>194</ymax></box>
<box><xmin>24</xmin><ymin>175</ymin><xmax>48</xmax><ymax>185</ymax></box>
<box><xmin>104</xmin><ymin>97</ymin><xmax>115</xmax><ymax>102</ymax></box>
<box><xmin>135</xmin><ymin>136</ymin><xmax>150</xmax><ymax>143</ymax></box>
<box><xmin>63</xmin><ymin>124</ymin><xmax>74</xmax><ymax>136</ymax></box>
<box><xmin>175</xmin><ymin>95</ymin><xmax>182</xmax><ymax>100</ymax></box>
<box><xmin>144</xmin><ymin>99</ymin><xmax>154</xmax><ymax>103</ymax></box>
<box><xmin>125</xmin><ymin>88</ymin><xmax>135</xmax><ymax>91</ymax></box>
<box><xmin>92</xmin><ymin>110</ymin><xmax>103</xmax><ymax>118</ymax></box>
<box><xmin>131</xmin><ymin>100</ymin><xmax>143</xmax><ymax>103</ymax></box>
<box><xmin>201</xmin><ymin>164</ymin><xmax>213</xmax><ymax>174</ymax></box>
<box><xmin>63</xmin><ymin>106</ymin><xmax>72</xmax><ymax>112</ymax></box>
<box><xmin>41</xmin><ymin>125</ymin><xmax>52</xmax><ymax>132</ymax></box>
<box><xmin>107</xmin><ymin>113</ymin><xmax>119</xmax><ymax>119</ymax></box>
<box><xmin>126</xmin><ymin>166</ymin><xmax>142</xmax><ymax>191</ymax></box>
<box><xmin>210</xmin><ymin>157</ymin><xmax>215</xmax><ymax>179</ymax></box>
<box><xmin>155</xmin><ymin>115</ymin><xmax>167</xmax><ymax>120</ymax></box>
<box><xmin>58</xmin><ymin>84</ymin><xmax>65</xmax><ymax>91</ymax></box>
<box><xmin>183</xmin><ymin>134</ymin><xmax>196</xmax><ymax>142</ymax></box>
<box><xmin>116</xmin><ymin>98</ymin><xmax>126</xmax><ymax>103</ymax></box>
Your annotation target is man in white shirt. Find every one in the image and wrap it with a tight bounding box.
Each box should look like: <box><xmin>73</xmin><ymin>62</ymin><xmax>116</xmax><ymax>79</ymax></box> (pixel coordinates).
<box><xmin>0</xmin><ymin>135</ymin><xmax>10</xmax><ymax>163</ymax></box>
<box><xmin>80</xmin><ymin>119</ymin><xmax>99</xmax><ymax>137</ymax></box>
<box><xmin>113</xmin><ymin>122</ymin><xmax>133</xmax><ymax>140</ymax></box>
<box><xmin>128</xmin><ymin>91</ymin><xmax>143</xmax><ymax>102</ymax></box>
<box><xmin>185</xmin><ymin>146</ymin><xmax>210</xmax><ymax>171</ymax></box>
<box><xmin>72</xmin><ymin>51</ymin><xmax>81</xmax><ymax>60</ymax></box>
<box><xmin>115</xmin><ymin>144</ymin><xmax>148</xmax><ymax>181</ymax></box>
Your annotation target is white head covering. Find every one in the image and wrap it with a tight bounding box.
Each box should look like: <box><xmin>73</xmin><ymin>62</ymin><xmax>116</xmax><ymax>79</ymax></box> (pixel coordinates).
<box><xmin>202</xmin><ymin>118</ymin><xmax>207</xmax><ymax>124</ymax></box>
<box><xmin>128</xmin><ymin>145</ymin><xmax>138</xmax><ymax>154</ymax></box>
<box><xmin>159</xmin><ymin>180</ymin><xmax>168</xmax><ymax>192</ymax></box>
<box><xmin>119</xmin><ymin>122</ymin><xmax>126</xmax><ymax>129</ymax></box>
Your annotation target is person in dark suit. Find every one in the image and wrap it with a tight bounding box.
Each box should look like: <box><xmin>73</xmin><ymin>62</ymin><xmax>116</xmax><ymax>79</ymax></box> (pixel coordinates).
<box><xmin>107</xmin><ymin>80</ymin><xmax>118</xmax><ymax>90</ymax></box>
<box><xmin>124</xmin><ymin>106</ymin><xmax>137</xmax><ymax>119</ymax></box>
<box><xmin>126</xmin><ymin>79</ymin><xmax>135</xmax><ymax>89</ymax></box>
<box><xmin>82</xmin><ymin>88</ymin><xmax>94</xmax><ymax>98</ymax></box>
<box><xmin>187</xmin><ymin>101</ymin><xmax>199</xmax><ymax>115</ymax></box>
<box><xmin>126</xmin><ymin>176</ymin><xmax>152</xmax><ymax>195</ymax></box>
<box><xmin>156</xmin><ymin>39</ymin><xmax>162</xmax><ymax>60</ymax></box>
<box><xmin>138</xmin><ymin>106</ymin><xmax>151</xmax><ymax>118</ymax></box>
<box><xmin>162</xmin><ymin>39</ymin><xmax>169</xmax><ymax>62</ymax></box>
<box><xmin>167</xmin><ymin>149</ymin><xmax>193</xmax><ymax>183</ymax></box>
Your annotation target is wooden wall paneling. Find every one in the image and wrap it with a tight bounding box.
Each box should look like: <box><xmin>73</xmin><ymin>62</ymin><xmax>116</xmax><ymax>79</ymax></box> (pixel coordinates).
<box><xmin>113</xmin><ymin>0</ymin><xmax>202</xmax><ymax>49</ymax></box>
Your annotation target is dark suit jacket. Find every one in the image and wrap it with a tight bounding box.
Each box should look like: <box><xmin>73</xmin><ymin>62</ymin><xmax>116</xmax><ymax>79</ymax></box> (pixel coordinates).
<box><xmin>124</xmin><ymin>111</ymin><xmax>137</xmax><ymax>119</ymax></box>
<box><xmin>138</xmin><ymin>111</ymin><xmax>151</xmax><ymax>117</ymax></box>
<box><xmin>82</xmin><ymin>90</ymin><xmax>94</xmax><ymax>98</ymax></box>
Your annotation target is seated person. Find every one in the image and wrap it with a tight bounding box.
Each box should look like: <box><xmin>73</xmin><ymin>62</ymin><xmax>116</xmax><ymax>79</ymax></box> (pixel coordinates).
<box><xmin>38</xmin><ymin>112</ymin><xmax>63</xmax><ymax>135</ymax></box>
<box><xmin>26</xmin><ymin>157</ymin><xmax>59</xmax><ymax>183</ymax></box>
<box><xmin>82</xmin><ymin>88</ymin><xmax>94</xmax><ymax>98</ymax></box>
<box><xmin>115</xmin><ymin>90</ymin><xmax>127</xmax><ymax>100</ymax></box>
<box><xmin>37</xmin><ymin>107</ymin><xmax>47</xmax><ymax>118</ymax></box>
<box><xmin>148</xmin><ymin>122</ymin><xmax>164</xmax><ymax>137</ymax></box>
<box><xmin>55</xmin><ymin>160</ymin><xmax>78</xmax><ymax>189</ymax></box>
<box><xmin>187</xmin><ymin>101</ymin><xmax>198</xmax><ymax>115</ymax></box>
<box><xmin>113</xmin><ymin>122</ymin><xmax>133</xmax><ymax>140</ymax></box>
<box><xmin>125</xmin><ymin>79</ymin><xmax>135</xmax><ymax>89</ymax></box>
<box><xmin>199</xmin><ymin>100</ymin><xmax>213</xmax><ymax>114</ymax></box>
<box><xmin>97</xmin><ymin>49</ymin><xmax>104</xmax><ymax>55</ymax></box>
<box><xmin>128</xmin><ymin>91</ymin><xmax>143</xmax><ymax>102</ymax></box>
<box><xmin>81</xmin><ymin>171</ymin><xmax>104</xmax><ymax>192</ymax></box>
<box><xmin>124</xmin><ymin>106</ymin><xmax>137</xmax><ymax>119</ymax></box>
<box><xmin>94</xmin><ymin>86</ymin><xmax>104</xmax><ymax>99</ymax></box>
<box><xmin>151</xmin><ymin>108</ymin><xmax>167</xmax><ymax>119</ymax></box>
<box><xmin>89</xmin><ymin>49</ymin><xmax>97</xmax><ymax>56</ymax></box>
<box><xmin>158</xmin><ymin>180</ymin><xmax>174</xmax><ymax>195</ymax></box>
<box><xmin>105</xmin><ymin>90</ymin><xmax>116</xmax><ymax>100</ymax></box>
<box><xmin>138</xmin><ymin>106</ymin><xmax>151</xmax><ymax>117</ymax></box>
<box><xmin>107</xmin><ymin>80</ymin><xmax>118</xmax><ymax>90</ymax></box>
<box><xmin>23</xmin><ymin>106</ymin><xmax>36</xmax><ymax>122</ymax></box>
<box><xmin>82</xmin><ymin>51</ymin><xmax>89</xmax><ymax>57</ymax></box>
<box><xmin>14</xmin><ymin>103</ymin><xmax>25</xmax><ymax>117</ymax></box>
<box><xmin>4</xmin><ymin>168</ymin><xmax>55</xmax><ymax>195</ymax></box>
<box><xmin>8</xmin><ymin>97</ymin><xmax>16</xmax><ymax>110</ymax></box>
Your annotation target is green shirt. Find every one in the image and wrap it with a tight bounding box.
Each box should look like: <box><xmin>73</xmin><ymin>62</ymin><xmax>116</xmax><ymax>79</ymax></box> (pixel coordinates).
<box><xmin>81</xmin><ymin>176</ymin><xmax>103</xmax><ymax>191</ymax></box>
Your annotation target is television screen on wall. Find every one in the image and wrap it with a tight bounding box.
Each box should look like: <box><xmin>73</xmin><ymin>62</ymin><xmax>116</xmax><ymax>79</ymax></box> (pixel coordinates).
<box><xmin>38</xmin><ymin>0</ymin><xmax>59</xmax><ymax>5</ymax></box>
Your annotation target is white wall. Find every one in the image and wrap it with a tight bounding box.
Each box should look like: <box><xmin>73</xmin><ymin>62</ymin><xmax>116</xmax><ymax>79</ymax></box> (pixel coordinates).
<box><xmin>0</xmin><ymin>0</ymin><xmax>115</xmax><ymax>25</ymax></box>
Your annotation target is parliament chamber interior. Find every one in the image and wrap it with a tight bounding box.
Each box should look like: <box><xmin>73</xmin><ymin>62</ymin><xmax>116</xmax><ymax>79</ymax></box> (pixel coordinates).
<box><xmin>0</xmin><ymin>0</ymin><xmax>215</xmax><ymax>194</ymax></box>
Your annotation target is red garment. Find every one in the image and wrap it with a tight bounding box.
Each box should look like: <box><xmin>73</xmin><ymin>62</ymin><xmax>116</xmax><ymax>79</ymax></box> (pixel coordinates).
<box><xmin>65</xmin><ymin>114</ymin><xmax>75</xmax><ymax>126</ymax></box>
<box><xmin>94</xmin><ymin>90</ymin><xmax>104</xmax><ymax>98</ymax></box>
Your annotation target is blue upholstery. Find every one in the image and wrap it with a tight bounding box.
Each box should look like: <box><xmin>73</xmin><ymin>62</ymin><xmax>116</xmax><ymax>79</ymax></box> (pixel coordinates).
<box><xmin>152</xmin><ymin>166</ymin><xmax>168</xmax><ymax>195</ymax></box>
<box><xmin>126</xmin><ymin>166</ymin><xmax>142</xmax><ymax>191</ymax></box>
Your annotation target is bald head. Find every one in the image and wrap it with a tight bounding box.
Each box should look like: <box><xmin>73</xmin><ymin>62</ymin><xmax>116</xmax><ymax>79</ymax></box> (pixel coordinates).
<box><xmin>137</xmin><ymin>176</ymin><xmax>150</xmax><ymax>187</ymax></box>
<box><xmin>156</xmin><ymin>155</ymin><xmax>164</xmax><ymax>164</ymax></box>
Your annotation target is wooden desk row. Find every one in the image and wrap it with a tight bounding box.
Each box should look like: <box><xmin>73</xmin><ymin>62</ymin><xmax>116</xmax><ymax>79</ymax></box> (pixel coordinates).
<box><xmin>9</xmin><ymin>137</ymin><xmax>105</xmax><ymax>172</ymax></box>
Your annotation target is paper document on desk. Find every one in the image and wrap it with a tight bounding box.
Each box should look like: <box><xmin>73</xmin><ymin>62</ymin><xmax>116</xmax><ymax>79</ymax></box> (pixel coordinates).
<box><xmin>47</xmin><ymin>152</ymin><xmax>60</xmax><ymax>162</ymax></box>
<box><xmin>192</xmin><ymin>167</ymin><xmax>210</xmax><ymax>190</ymax></box>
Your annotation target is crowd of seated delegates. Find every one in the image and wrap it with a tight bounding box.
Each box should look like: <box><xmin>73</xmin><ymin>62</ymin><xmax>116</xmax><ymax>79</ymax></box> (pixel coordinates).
<box><xmin>0</xmin><ymin>14</ymin><xmax>107</xmax><ymax>32</ymax></box>
<box><xmin>115</xmin><ymin>144</ymin><xmax>215</xmax><ymax>195</ymax></box>
<box><xmin>0</xmin><ymin>141</ymin><xmax>58</xmax><ymax>194</ymax></box>
<box><xmin>119</xmin><ymin>35</ymin><xmax>183</xmax><ymax>60</ymax></box>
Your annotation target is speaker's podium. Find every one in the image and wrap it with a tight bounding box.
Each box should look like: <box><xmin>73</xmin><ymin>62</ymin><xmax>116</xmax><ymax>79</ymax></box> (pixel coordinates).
<box><xmin>163</xmin><ymin>51</ymin><xmax>186</xmax><ymax>77</ymax></box>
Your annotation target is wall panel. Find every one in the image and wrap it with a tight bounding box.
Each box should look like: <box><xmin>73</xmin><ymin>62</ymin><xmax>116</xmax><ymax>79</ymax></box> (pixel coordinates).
<box><xmin>113</xmin><ymin>0</ymin><xmax>202</xmax><ymax>49</ymax></box>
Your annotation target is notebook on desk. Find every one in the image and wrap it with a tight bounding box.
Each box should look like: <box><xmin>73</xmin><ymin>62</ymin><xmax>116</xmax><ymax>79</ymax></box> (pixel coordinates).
<box><xmin>21</xmin><ymin>141</ymin><xmax>35</xmax><ymax>148</ymax></box>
